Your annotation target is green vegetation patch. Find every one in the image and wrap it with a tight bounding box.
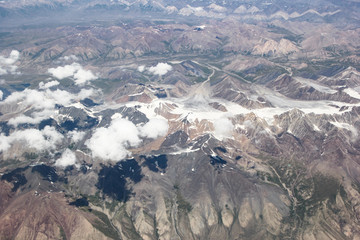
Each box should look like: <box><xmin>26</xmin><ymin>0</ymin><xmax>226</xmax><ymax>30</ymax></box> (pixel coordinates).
<box><xmin>0</xmin><ymin>159</ymin><xmax>22</xmax><ymax>169</ymax></box>
<box><xmin>59</xmin><ymin>225</ymin><xmax>67</xmax><ymax>240</ymax></box>
<box><xmin>257</xmin><ymin>171</ymin><xmax>282</xmax><ymax>187</ymax></box>
<box><xmin>115</xmin><ymin>205</ymin><xmax>142</xmax><ymax>240</ymax></box>
<box><xmin>85</xmin><ymin>192</ymin><xmax>103</xmax><ymax>207</ymax></box>
<box><xmin>176</xmin><ymin>190</ymin><xmax>192</xmax><ymax>213</ymax></box>
<box><xmin>105</xmin><ymin>200</ymin><xmax>119</xmax><ymax>212</ymax></box>
<box><xmin>91</xmin><ymin>209</ymin><xmax>120</xmax><ymax>239</ymax></box>
<box><xmin>267</xmin><ymin>24</ymin><xmax>303</xmax><ymax>43</ymax></box>
<box><xmin>23</xmin><ymin>152</ymin><xmax>39</xmax><ymax>160</ymax></box>
<box><xmin>311</xmin><ymin>174</ymin><xmax>340</xmax><ymax>204</ymax></box>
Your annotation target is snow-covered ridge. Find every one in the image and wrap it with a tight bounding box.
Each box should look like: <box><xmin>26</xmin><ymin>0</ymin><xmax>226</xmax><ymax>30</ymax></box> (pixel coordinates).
<box><xmin>295</xmin><ymin>77</ymin><xmax>337</xmax><ymax>94</ymax></box>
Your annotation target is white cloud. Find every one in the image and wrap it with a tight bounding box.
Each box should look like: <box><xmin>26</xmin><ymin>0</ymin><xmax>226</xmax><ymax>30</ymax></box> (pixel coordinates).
<box><xmin>8</xmin><ymin>116</ymin><xmax>37</xmax><ymax>126</ymax></box>
<box><xmin>148</xmin><ymin>63</ymin><xmax>173</xmax><ymax>76</ymax></box>
<box><xmin>0</xmin><ymin>50</ymin><xmax>20</xmax><ymax>75</ymax></box>
<box><xmin>0</xmin><ymin>134</ymin><xmax>11</xmax><ymax>151</ymax></box>
<box><xmin>68</xmin><ymin>130</ymin><xmax>86</xmax><ymax>143</ymax></box>
<box><xmin>49</xmin><ymin>89</ymin><xmax>76</xmax><ymax>106</ymax></box>
<box><xmin>85</xmin><ymin>118</ymin><xmax>141</xmax><ymax>161</ymax></box>
<box><xmin>0</xmin><ymin>126</ymin><xmax>63</xmax><ymax>153</ymax></box>
<box><xmin>42</xmin><ymin>125</ymin><xmax>64</xmax><ymax>143</ymax></box>
<box><xmin>138</xmin><ymin>63</ymin><xmax>173</xmax><ymax>76</ymax></box>
<box><xmin>4</xmin><ymin>89</ymin><xmax>73</xmax><ymax>110</ymax></box>
<box><xmin>55</xmin><ymin>149</ymin><xmax>77</xmax><ymax>168</ymax></box>
<box><xmin>213</xmin><ymin>118</ymin><xmax>233</xmax><ymax>140</ymax></box>
<box><xmin>48</xmin><ymin>63</ymin><xmax>97</xmax><ymax>86</ymax></box>
<box><xmin>5</xmin><ymin>50</ymin><xmax>20</xmax><ymax>65</ymax></box>
<box><xmin>8</xmin><ymin>109</ymin><xmax>54</xmax><ymax>126</ymax></box>
<box><xmin>86</xmin><ymin>116</ymin><xmax>169</xmax><ymax>161</ymax></box>
<box><xmin>79</xmin><ymin>88</ymin><xmax>96</xmax><ymax>99</ymax></box>
<box><xmin>48</xmin><ymin>63</ymin><xmax>78</xmax><ymax>79</ymax></box>
<box><xmin>0</xmin><ymin>90</ymin><xmax>3</xmax><ymax>100</ymax></box>
<box><xmin>140</xmin><ymin>118</ymin><xmax>168</xmax><ymax>139</ymax></box>
<box><xmin>137</xmin><ymin>65</ymin><xmax>145</xmax><ymax>72</ymax></box>
<box><xmin>166</xmin><ymin>6</ymin><xmax>178</xmax><ymax>14</ymax></box>
<box><xmin>2</xmin><ymin>88</ymin><xmax>96</xmax><ymax>126</ymax></box>
<box><xmin>73</xmin><ymin>68</ymin><xmax>97</xmax><ymax>85</ymax></box>
<box><xmin>39</xmin><ymin>80</ymin><xmax>60</xmax><ymax>89</ymax></box>
<box><xmin>4</xmin><ymin>89</ymin><xmax>55</xmax><ymax>110</ymax></box>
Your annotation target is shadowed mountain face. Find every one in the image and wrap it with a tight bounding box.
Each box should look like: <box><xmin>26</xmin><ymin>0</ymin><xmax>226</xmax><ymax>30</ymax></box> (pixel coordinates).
<box><xmin>0</xmin><ymin>0</ymin><xmax>360</xmax><ymax>239</ymax></box>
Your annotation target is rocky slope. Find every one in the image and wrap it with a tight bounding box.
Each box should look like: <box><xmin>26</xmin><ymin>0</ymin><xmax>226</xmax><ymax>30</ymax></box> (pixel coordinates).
<box><xmin>0</xmin><ymin>1</ymin><xmax>360</xmax><ymax>239</ymax></box>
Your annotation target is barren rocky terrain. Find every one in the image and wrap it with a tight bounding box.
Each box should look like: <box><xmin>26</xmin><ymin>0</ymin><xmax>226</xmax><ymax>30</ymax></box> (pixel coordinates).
<box><xmin>0</xmin><ymin>0</ymin><xmax>359</xmax><ymax>239</ymax></box>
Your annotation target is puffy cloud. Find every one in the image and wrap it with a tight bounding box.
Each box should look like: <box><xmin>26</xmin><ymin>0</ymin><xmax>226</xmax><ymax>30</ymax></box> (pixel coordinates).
<box><xmin>85</xmin><ymin>118</ymin><xmax>141</xmax><ymax>161</ymax></box>
<box><xmin>4</xmin><ymin>89</ymin><xmax>55</xmax><ymax>110</ymax></box>
<box><xmin>8</xmin><ymin>109</ymin><xmax>54</xmax><ymax>126</ymax></box>
<box><xmin>138</xmin><ymin>63</ymin><xmax>173</xmax><ymax>76</ymax></box>
<box><xmin>4</xmin><ymin>89</ymin><xmax>66</xmax><ymax>109</ymax></box>
<box><xmin>137</xmin><ymin>65</ymin><xmax>145</xmax><ymax>72</ymax></box>
<box><xmin>39</xmin><ymin>80</ymin><xmax>60</xmax><ymax>89</ymax></box>
<box><xmin>0</xmin><ymin>90</ymin><xmax>3</xmax><ymax>100</ymax></box>
<box><xmin>0</xmin><ymin>50</ymin><xmax>20</xmax><ymax>75</ymax></box>
<box><xmin>48</xmin><ymin>63</ymin><xmax>78</xmax><ymax>79</ymax></box>
<box><xmin>73</xmin><ymin>68</ymin><xmax>97</xmax><ymax>85</ymax></box>
<box><xmin>148</xmin><ymin>63</ymin><xmax>173</xmax><ymax>76</ymax></box>
<box><xmin>213</xmin><ymin>118</ymin><xmax>233</xmax><ymax>140</ymax></box>
<box><xmin>166</xmin><ymin>6</ymin><xmax>178</xmax><ymax>14</ymax></box>
<box><xmin>68</xmin><ymin>130</ymin><xmax>86</xmax><ymax>143</ymax></box>
<box><xmin>77</xmin><ymin>88</ymin><xmax>96</xmax><ymax>99</ymax></box>
<box><xmin>4</xmin><ymin>50</ymin><xmax>20</xmax><ymax>65</ymax></box>
<box><xmin>42</xmin><ymin>126</ymin><xmax>64</xmax><ymax>143</ymax></box>
<box><xmin>0</xmin><ymin>126</ymin><xmax>63</xmax><ymax>153</ymax></box>
<box><xmin>49</xmin><ymin>89</ymin><xmax>76</xmax><ymax>106</ymax></box>
<box><xmin>139</xmin><ymin>118</ymin><xmax>168</xmax><ymax>139</ymax></box>
<box><xmin>2</xmin><ymin>88</ymin><xmax>96</xmax><ymax>126</ymax></box>
<box><xmin>0</xmin><ymin>134</ymin><xmax>10</xmax><ymax>151</ymax></box>
<box><xmin>55</xmin><ymin>149</ymin><xmax>77</xmax><ymax>168</ymax></box>
<box><xmin>48</xmin><ymin>63</ymin><xmax>97</xmax><ymax>86</ymax></box>
<box><xmin>86</xmin><ymin>116</ymin><xmax>169</xmax><ymax>161</ymax></box>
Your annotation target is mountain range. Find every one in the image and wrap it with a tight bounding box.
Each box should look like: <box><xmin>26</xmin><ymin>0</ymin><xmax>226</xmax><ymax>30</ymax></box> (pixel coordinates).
<box><xmin>0</xmin><ymin>0</ymin><xmax>360</xmax><ymax>239</ymax></box>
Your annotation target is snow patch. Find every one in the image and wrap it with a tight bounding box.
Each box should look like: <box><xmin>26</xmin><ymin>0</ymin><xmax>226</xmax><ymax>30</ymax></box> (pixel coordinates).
<box><xmin>330</xmin><ymin>121</ymin><xmax>358</xmax><ymax>138</ymax></box>
<box><xmin>343</xmin><ymin>88</ymin><xmax>360</xmax><ymax>99</ymax></box>
<box><xmin>295</xmin><ymin>77</ymin><xmax>337</xmax><ymax>94</ymax></box>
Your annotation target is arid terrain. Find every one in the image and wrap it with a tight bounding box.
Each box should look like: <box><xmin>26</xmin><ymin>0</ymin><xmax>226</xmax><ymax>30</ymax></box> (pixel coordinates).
<box><xmin>0</xmin><ymin>0</ymin><xmax>360</xmax><ymax>239</ymax></box>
